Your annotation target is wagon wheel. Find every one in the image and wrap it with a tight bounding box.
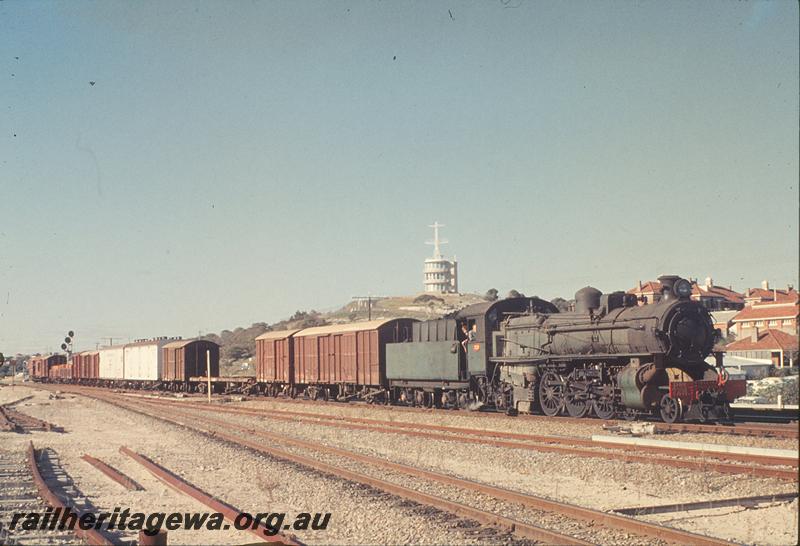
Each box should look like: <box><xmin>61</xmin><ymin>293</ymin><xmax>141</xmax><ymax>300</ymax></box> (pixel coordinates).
<box><xmin>659</xmin><ymin>394</ymin><xmax>683</xmax><ymax>424</ymax></box>
<box><xmin>538</xmin><ymin>371</ymin><xmax>566</xmax><ymax>417</ymax></box>
<box><xmin>414</xmin><ymin>390</ymin><xmax>425</xmax><ymax>407</ymax></box>
<box><xmin>441</xmin><ymin>391</ymin><xmax>452</xmax><ymax>409</ymax></box>
<box><xmin>321</xmin><ymin>388</ymin><xmax>329</xmax><ymax>402</ymax></box>
<box><xmin>592</xmin><ymin>399</ymin><xmax>616</xmax><ymax>420</ymax></box>
<box><xmin>423</xmin><ymin>392</ymin><xmax>435</xmax><ymax>409</ymax></box>
<box><xmin>457</xmin><ymin>392</ymin><xmax>470</xmax><ymax>410</ymax></box>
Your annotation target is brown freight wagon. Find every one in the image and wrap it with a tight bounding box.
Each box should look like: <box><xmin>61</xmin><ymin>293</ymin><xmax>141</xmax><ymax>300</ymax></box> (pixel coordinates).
<box><xmin>28</xmin><ymin>354</ymin><xmax>66</xmax><ymax>380</ymax></box>
<box><xmin>86</xmin><ymin>351</ymin><xmax>99</xmax><ymax>379</ymax></box>
<box><xmin>292</xmin><ymin>319</ymin><xmax>416</xmax><ymax>401</ymax></box>
<box><xmin>49</xmin><ymin>363</ymin><xmax>72</xmax><ymax>380</ymax></box>
<box><xmin>255</xmin><ymin>329</ymin><xmax>301</xmax><ymax>392</ymax></box>
<box><xmin>71</xmin><ymin>353</ymin><xmax>82</xmax><ymax>379</ymax></box>
<box><xmin>73</xmin><ymin>351</ymin><xmax>99</xmax><ymax>380</ymax></box>
<box><xmin>162</xmin><ymin>339</ymin><xmax>220</xmax><ymax>382</ymax></box>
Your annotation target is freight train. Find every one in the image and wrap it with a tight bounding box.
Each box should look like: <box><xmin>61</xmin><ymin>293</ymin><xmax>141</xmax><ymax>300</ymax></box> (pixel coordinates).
<box><xmin>29</xmin><ymin>275</ymin><xmax>746</xmax><ymax>423</ymax></box>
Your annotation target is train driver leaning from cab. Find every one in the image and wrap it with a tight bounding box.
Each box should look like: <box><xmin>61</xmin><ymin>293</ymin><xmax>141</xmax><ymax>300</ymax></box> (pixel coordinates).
<box><xmin>461</xmin><ymin>323</ymin><xmax>478</xmax><ymax>353</ymax></box>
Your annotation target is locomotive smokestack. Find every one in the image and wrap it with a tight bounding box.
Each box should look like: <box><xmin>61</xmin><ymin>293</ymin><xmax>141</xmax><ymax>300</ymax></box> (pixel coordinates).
<box><xmin>657</xmin><ymin>275</ymin><xmax>679</xmax><ymax>301</ymax></box>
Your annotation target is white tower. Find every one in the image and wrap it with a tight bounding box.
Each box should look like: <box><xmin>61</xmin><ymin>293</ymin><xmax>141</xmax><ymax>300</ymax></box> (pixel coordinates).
<box><xmin>423</xmin><ymin>222</ymin><xmax>458</xmax><ymax>293</ymax></box>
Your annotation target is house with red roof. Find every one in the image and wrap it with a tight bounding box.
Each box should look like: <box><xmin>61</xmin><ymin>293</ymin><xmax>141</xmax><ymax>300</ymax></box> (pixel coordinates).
<box><xmin>731</xmin><ymin>300</ymin><xmax>799</xmax><ymax>341</ymax></box>
<box><xmin>724</xmin><ymin>328</ymin><xmax>798</xmax><ymax>368</ymax></box>
<box><xmin>627</xmin><ymin>280</ymin><xmax>663</xmax><ymax>305</ymax></box>
<box><xmin>689</xmin><ymin>277</ymin><xmax>744</xmax><ymax>311</ymax></box>
<box><xmin>743</xmin><ymin>280</ymin><xmax>797</xmax><ymax>305</ymax></box>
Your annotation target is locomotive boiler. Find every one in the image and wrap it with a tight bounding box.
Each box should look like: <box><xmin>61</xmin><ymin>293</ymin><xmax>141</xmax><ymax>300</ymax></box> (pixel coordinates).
<box><xmin>494</xmin><ymin>275</ymin><xmax>746</xmax><ymax>422</ymax></box>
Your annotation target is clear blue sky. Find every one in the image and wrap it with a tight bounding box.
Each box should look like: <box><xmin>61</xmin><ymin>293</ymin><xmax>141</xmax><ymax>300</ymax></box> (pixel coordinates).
<box><xmin>1</xmin><ymin>1</ymin><xmax>797</xmax><ymax>354</ymax></box>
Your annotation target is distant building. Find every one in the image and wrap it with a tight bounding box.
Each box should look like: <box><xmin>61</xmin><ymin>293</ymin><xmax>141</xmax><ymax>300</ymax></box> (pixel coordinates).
<box><xmin>731</xmin><ymin>300</ymin><xmax>799</xmax><ymax>341</ymax></box>
<box><xmin>627</xmin><ymin>276</ymin><xmax>743</xmax><ymax>310</ymax></box>
<box><xmin>689</xmin><ymin>277</ymin><xmax>744</xmax><ymax>311</ymax></box>
<box><xmin>423</xmin><ymin>222</ymin><xmax>458</xmax><ymax>293</ymax></box>
<box><xmin>725</xmin><ymin>328</ymin><xmax>798</xmax><ymax>368</ymax></box>
<box><xmin>743</xmin><ymin>280</ymin><xmax>797</xmax><ymax>305</ymax></box>
<box><xmin>628</xmin><ymin>280</ymin><xmax>663</xmax><ymax>305</ymax></box>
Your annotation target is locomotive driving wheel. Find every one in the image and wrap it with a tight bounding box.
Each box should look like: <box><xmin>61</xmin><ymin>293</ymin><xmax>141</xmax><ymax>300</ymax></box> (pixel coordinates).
<box><xmin>564</xmin><ymin>392</ymin><xmax>590</xmax><ymax>418</ymax></box>
<box><xmin>538</xmin><ymin>371</ymin><xmax>566</xmax><ymax>417</ymax></box>
<box><xmin>592</xmin><ymin>399</ymin><xmax>616</xmax><ymax>420</ymax></box>
<box><xmin>659</xmin><ymin>394</ymin><xmax>683</xmax><ymax>424</ymax></box>
<box><xmin>564</xmin><ymin>373</ymin><xmax>590</xmax><ymax>418</ymax></box>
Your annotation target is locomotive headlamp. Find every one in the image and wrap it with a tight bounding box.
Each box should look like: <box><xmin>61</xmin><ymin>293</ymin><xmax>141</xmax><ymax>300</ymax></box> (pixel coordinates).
<box><xmin>674</xmin><ymin>279</ymin><xmax>692</xmax><ymax>298</ymax></box>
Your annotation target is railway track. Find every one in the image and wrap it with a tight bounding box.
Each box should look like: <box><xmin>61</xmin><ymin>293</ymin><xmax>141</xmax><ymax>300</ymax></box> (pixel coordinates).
<box><xmin>66</xmin><ymin>387</ymin><xmax>739</xmax><ymax>546</ymax></box>
<box><xmin>110</xmin><ymin>394</ymin><xmax>798</xmax><ymax>480</ymax></box>
<box><xmin>656</xmin><ymin>421</ymin><xmax>799</xmax><ymax>439</ymax></box>
<box><xmin>0</xmin><ymin>442</ymin><xmax>117</xmax><ymax>545</ymax></box>
<box><xmin>0</xmin><ymin>446</ymin><xmax>76</xmax><ymax>545</ymax></box>
<box><xmin>33</xmin><ymin>383</ymin><xmax>800</xmax><ymax>439</ymax></box>
<box><xmin>164</xmin><ymin>389</ymin><xmax>800</xmax><ymax>439</ymax></box>
<box><xmin>0</xmin><ymin>404</ymin><xmax>63</xmax><ymax>433</ymax></box>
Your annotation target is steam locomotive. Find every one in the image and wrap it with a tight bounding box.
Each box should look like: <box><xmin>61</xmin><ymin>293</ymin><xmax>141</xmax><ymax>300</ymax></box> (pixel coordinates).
<box><xmin>479</xmin><ymin>275</ymin><xmax>746</xmax><ymax>422</ymax></box>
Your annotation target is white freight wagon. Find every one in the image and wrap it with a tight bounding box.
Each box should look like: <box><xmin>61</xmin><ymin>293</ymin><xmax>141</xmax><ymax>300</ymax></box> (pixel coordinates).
<box><xmin>99</xmin><ymin>345</ymin><xmax>125</xmax><ymax>379</ymax></box>
<box><xmin>123</xmin><ymin>338</ymin><xmax>173</xmax><ymax>381</ymax></box>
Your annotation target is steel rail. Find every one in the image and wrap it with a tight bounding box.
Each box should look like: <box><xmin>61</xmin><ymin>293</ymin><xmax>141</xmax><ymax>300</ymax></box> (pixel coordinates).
<box><xmin>147</xmin><ymin>398</ymin><xmax>799</xmax><ymax>469</ymax></box>
<box><xmin>0</xmin><ymin>406</ymin><xmax>17</xmax><ymax>431</ymax></box>
<box><xmin>27</xmin><ymin>441</ymin><xmax>119</xmax><ymax>545</ymax></box>
<box><xmin>118</xmin><ymin>446</ymin><xmax>303</xmax><ymax>545</ymax></box>
<box><xmin>114</xmin><ymin>393</ymin><xmax>736</xmax><ymax>546</ymax></box>
<box><xmin>81</xmin><ymin>454</ymin><xmax>143</xmax><ymax>491</ymax></box>
<box><xmin>136</xmin><ymin>397</ymin><xmax>797</xmax><ymax>481</ymax></box>
<box><xmin>655</xmin><ymin>422</ymin><xmax>798</xmax><ymax>439</ymax></box>
<box><xmin>613</xmin><ymin>492</ymin><xmax>800</xmax><ymax>516</ymax></box>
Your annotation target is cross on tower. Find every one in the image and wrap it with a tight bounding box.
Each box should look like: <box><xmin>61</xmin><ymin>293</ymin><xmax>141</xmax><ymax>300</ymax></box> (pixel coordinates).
<box><xmin>426</xmin><ymin>221</ymin><xmax>449</xmax><ymax>259</ymax></box>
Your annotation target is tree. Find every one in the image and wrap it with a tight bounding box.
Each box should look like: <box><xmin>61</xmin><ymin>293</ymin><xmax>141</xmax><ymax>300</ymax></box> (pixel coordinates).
<box><xmin>484</xmin><ymin>288</ymin><xmax>499</xmax><ymax>302</ymax></box>
<box><xmin>508</xmin><ymin>289</ymin><xmax>525</xmax><ymax>298</ymax></box>
<box><xmin>226</xmin><ymin>345</ymin><xmax>252</xmax><ymax>360</ymax></box>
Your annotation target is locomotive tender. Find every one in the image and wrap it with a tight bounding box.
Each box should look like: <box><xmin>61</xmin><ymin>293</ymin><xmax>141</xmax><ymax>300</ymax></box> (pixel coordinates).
<box><xmin>31</xmin><ymin>275</ymin><xmax>746</xmax><ymax>423</ymax></box>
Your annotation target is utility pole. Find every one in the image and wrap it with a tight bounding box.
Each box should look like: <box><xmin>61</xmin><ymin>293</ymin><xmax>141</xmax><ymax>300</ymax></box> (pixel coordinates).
<box><xmin>351</xmin><ymin>296</ymin><xmax>388</xmax><ymax>321</ymax></box>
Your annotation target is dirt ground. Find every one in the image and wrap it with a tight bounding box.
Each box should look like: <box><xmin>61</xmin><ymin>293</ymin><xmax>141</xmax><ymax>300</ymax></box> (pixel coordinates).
<box><xmin>2</xmin><ymin>383</ymin><xmax>798</xmax><ymax>545</ymax></box>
